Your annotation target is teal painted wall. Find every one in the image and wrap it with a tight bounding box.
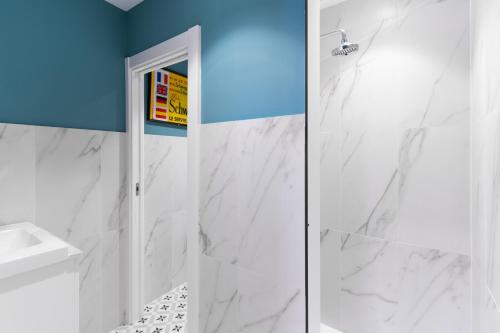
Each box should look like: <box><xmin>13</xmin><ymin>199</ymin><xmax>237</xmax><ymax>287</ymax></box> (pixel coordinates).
<box><xmin>127</xmin><ymin>0</ymin><xmax>306</xmax><ymax>124</ymax></box>
<box><xmin>0</xmin><ymin>0</ymin><xmax>126</xmax><ymax>132</ymax></box>
<box><xmin>0</xmin><ymin>0</ymin><xmax>305</xmax><ymax>132</ymax></box>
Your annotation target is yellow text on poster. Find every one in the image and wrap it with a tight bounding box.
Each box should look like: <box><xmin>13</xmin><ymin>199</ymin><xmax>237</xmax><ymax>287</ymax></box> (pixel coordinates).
<box><xmin>167</xmin><ymin>73</ymin><xmax>188</xmax><ymax>125</ymax></box>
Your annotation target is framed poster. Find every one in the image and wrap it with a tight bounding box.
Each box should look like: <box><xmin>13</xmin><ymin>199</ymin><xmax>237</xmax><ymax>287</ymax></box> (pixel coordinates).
<box><xmin>148</xmin><ymin>69</ymin><xmax>188</xmax><ymax>126</ymax></box>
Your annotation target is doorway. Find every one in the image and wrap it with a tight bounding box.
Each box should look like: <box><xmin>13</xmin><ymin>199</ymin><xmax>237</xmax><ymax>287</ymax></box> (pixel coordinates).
<box><xmin>125</xmin><ymin>26</ymin><xmax>201</xmax><ymax>333</ymax></box>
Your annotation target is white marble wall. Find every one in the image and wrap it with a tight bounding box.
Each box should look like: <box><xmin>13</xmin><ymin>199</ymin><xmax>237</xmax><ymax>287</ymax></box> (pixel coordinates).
<box><xmin>143</xmin><ymin>134</ymin><xmax>187</xmax><ymax>304</ymax></box>
<box><xmin>320</xmin><ymin>0</ymin><xmax>471</xmax><ymax>331</ymax></box>
<box><xmin>199</xmin><ymin>115</ymin><xmax>306</xmax><ymax>333</ymax></box>
<box><xmin>0</xmin><ymin>123</ymin><xmax>128</xmax><ymax>333</ymax></box>
<box><xmin>471</xmin><ymin>0</ymin><xmax>500</xmax><ymax>330</ymax></box>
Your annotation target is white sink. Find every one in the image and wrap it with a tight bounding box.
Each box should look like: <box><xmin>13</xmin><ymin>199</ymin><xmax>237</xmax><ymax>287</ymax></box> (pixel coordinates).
<box><xmin>0</xmin><ymin>223</ymin><xmax>75</xmax><ymax>280</ymax></box>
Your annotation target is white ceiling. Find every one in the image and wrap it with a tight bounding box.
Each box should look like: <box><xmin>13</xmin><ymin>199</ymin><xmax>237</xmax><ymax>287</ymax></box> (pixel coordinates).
<box><xmin>104</xmin><ymin>0</ymin><xmax>144</xmax><ymax>11</ymax></box>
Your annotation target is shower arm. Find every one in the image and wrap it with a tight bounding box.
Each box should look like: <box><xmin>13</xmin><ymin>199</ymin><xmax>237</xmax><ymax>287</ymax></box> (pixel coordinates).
<box><xmin>320</xmin><ymin>29</ymin><xmax>349</xmax><ymax>43</ymax></box>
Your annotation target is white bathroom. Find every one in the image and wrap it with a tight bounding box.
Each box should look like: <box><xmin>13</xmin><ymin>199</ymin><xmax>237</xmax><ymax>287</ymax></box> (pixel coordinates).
<box><xmin>0</xmin><ymin>0</ymin><xmax>499</xmax><ymax>332</ymax></box>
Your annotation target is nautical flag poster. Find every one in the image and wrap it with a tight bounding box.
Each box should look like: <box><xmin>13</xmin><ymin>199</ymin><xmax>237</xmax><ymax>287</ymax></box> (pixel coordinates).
<box><xmin>149</xmin><ymin>69</ymin><xmax>188</xmax><ymax>126</ymax></box>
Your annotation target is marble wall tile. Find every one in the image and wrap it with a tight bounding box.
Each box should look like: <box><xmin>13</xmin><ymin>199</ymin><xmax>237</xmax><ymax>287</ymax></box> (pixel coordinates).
<box><xmin>339</xmin><ymin>233</ymin><xmax>400</xmax><ymax>333</ymax></box>
<box><xmin>143</xmin><ymin>209</ymin><xmax>174</xmax><ymax>303</ymax></box>
<box><xmin>395</xmin><ymin>245</ymin><xmax>471</xmax><ymax>332</ymax></box>
<box><xmin>35</xmin><ymin>126</ymin><xmax>104</xmax><ymax>333</ymax></box>
<box><xmin>102</xmin><ymin>230</ymin><xmax>121</xmax><ymax>332</ymax></box>
<box><xmin>199</xmin><ymin>114</ymin><xmax>306</xmax><ymax>331</ymax></box>
<box><xmin>320</xmin><ymin>0</ymin><xmax>472</xmax><ymax>329</ymax></box>
<box><xmin>340</xmin><ymin>106</ymin><xmax>399</xmax><ymax>239</ymax></box>
<box><xmin>199</xmin><ymin>122</ymin><xmax>240</xmax><ymax>263</ymax></box>
<box><xmin>482</xmin><ymin>112</ymin><xmax>500</xmax><ymax>302</ymax></box>
<box><xmin>320</xmin><ymin>229</ymin><xmax>341</xmax><ymax>328</ymax></box>
<box><xmin>144</xmin><ymin>135</ymin><xmax>186</xmax><ymax>218</ymax></box>
<box><xmin>0</xmin><ymin>123</ymin><xmax>126</xmax><ymax>331</ymax></box>
<box><xmin>339</xmin><ymin>233</ymin><xmax>471</xmax><ymax>333</ymax></box>
<box><xmin>398</xmin><ymin>122</ymin><xmax>470</xmax><ymax>254</ymax></box>
<box><xmin>320</xmin><ymin>132</ymin><xmax>341</xmax><ymax>233</ymax></box>
<box><xmin>35</xmin><ymin>127</ymin><xmax>102</xmax><ymax>241</ymax></box>
<box><xmin>79</xmin><ymin>238</ymin><xmax>104</xmax><ymax>333</ymax></box>
<box><xmin>238</xmin><ymin>268</ymin><xmax>305</xmax><ymax>333</ymax></box>
<box><xmin>199</xmin><ymin>254</ymin><xmax>238</xmax><ymax>333</ymax></box>
<box><xmin>471</xmin><ymin>0</ymin><xmax>500</xmax><ymax>329</ymax></box>
<box><xmin>171</xmin><ymin>210</ymin><xmax>188</xmax><ymax>287</ymax></box>
<box><xmin>395</xmin><ymin>0</ymin><xmax>470</xmax><ymax>128</ymax></box>
<box><xmin>200</xmin><ymin>115</ymin><xmax>306</xmax><ymax>289</ymax></box>
<box><xmin>237</xmin><ymin>115</ymin><xmax>305</xmax><ymax>289</ymax></box>
<box><xmin>482</xmin><ymin>289</ymin><xmax>500</xmax><ymax>333</ymax></box>
<box><xmin>320</xmin><ymin>0</ymin><xmax>398</xmax><ymax>65</ymax></box>
<box><xmin>0</xmin><ymin>124</ymin><xmax>35</xmax><ymax>226</ymax></box>
<box><xmin>101</xmin><ymin>132</ymin><xmax>126</xmax><ymax>232</ymax></box>
<box><xmin>143</xmin><ymin>134</ymin><xmax>187</xmax><ymax>303</ymax></box>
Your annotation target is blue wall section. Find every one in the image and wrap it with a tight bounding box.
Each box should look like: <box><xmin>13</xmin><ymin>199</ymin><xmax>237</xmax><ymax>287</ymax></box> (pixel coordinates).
<box><xmin>0</xmin><ymin>0</ymin><xmax>305</xmax><ymax>131</ymax></box>
<box><xmin>0</xmin><ymin>0</ymin><xmax>126</xmax><ymax>132</ymax></box>
<box><xmin>127</xmin><ymin>0</ymin><xmax>306</xmax><ymax>124</ymax></box>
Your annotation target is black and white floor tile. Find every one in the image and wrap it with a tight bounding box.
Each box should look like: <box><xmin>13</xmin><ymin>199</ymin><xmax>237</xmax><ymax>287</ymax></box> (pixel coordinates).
<box><xmin>111</xmin><ymin>283</ymin><xmax>187</xmax><ymax>333</ymax></box>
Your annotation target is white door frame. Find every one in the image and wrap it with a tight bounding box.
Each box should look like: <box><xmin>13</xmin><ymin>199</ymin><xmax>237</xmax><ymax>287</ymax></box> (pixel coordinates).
<box><xmin>125</xmin><ymin>25</ymin><xmax>201</xmax><ymax>332</ymax></box>
<box><xmin>307</xmin><ymin>0</ymin><xmax>321</xmax><ymax>332</ymax></box>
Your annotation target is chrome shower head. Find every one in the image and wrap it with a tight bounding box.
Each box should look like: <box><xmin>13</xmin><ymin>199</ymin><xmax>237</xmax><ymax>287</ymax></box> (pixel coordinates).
<box><xmin>332</xmin><ymin>41</ymin><xmax>359</xmax><ymax>56</ymax></box>
<box><xmin>321</xmin><ymin>28</ymin><xmax>359</xmax><ymax>57</ymax></box>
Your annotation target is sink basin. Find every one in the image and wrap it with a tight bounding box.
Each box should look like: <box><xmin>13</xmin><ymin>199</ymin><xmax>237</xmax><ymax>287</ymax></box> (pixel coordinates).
<box><xmin>0</xmin><ymin>223</ymin><xmax>74</xmax><ymax>280</ymax></box>
<box><xmin>0</xmin><ymin>229</ymin><xmax>42</xmax><ymax>255</ymax></box>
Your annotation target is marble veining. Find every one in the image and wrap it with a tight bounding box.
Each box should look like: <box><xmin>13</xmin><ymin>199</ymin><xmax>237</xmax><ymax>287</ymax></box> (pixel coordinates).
<box><xmin>339</xmin><ymin>233</ymin><xmax>470</xmax><ymax>333</ymax></box>
<box><xmin>321</xmin><ymin>0</ymin><xmax>471</xmax><ymax>330</ymax></box>
<box><xmin>143</xmin><ymin>134</ymin><xmax>187</xmax><ymax>304</ymax></box>
<box><xmin>199</xmin><ymin>254</ymin><xmax>238</xmax><ymax>333</ymax></box>
<box><xmin>471</xmin><ymin>0</ymin><xmax>500</xmax><ymax>329</ymax></box>
<box><xmin>199</xmin><ymin>115</ymin><xmax>306</xmax><ymax>332</ymax></box>
<box><xmin>0</xmin><ymin>123</ymin><xmax>128</xmax><ymax>333</ymax></box>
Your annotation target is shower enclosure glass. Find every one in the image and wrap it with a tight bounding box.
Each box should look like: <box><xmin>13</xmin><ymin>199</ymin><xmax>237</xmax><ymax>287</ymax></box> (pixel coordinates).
<box><xmin>319</xmin><ymin>0</ymin><xmax>470</xmax><ymax>332</ymax></box>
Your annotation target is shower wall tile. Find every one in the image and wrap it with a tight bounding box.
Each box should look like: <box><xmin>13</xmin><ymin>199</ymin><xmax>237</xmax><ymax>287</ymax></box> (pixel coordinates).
<box><xmin>478</xmin><ymin>112</ymin><xmax>500</xmax><ymax>303</ymax></box>
<box><xmin>199</xmin><ymin>114</ymin><xmax>306</xmax><ymax>332</ymax></box>
<box><xmin>339</xmin><ymin>233</ymin><xmax>400</xmax><ymax>333</ymax></box>
<box><xmin>320</xmin><ymin>229</ymin><xmax>341</xmax><ymax>329</ymax></box>
<box><xmin>339</xmin><ymin>233</ymin><xmax>471</xmax><ymax>333</ymax></box>
<box><xmin>340</xmin><ymin>107</ymin><xmax>399</xmax><ymax>240</ymax></box>
<box><xmin>471</xmin><ymin>0</ymin><xmax>500</xmax><ymax>328</ymax></box>
<box><xmin>0</xmin><ymin>124</ymin><xmax>35</xmax><ymax>226</ymax></box>
<box><xmin>482</xmin><ymin>289</ymin><xmax>500</xmax><ymax>333</ymax></box>
<box><xmin>238</xmin><ymin>268</ymin><xmax>305</xmax><ymax>333</ymax></box>
<box><xmin>320</xmin><ymin>131</ymin><xmax>341</xmax><ymax>232</ymax></box>
<box><xmin>321</xmin><ymin>0</ymin><xmax>471</xmax><ymax>328</ymax></box>
<box><xmin>395</xmin><ymin>0</ymin><xmax>470</xmax><ymax>128</ymax></box>
<box><xmin>395</xmin><ymin>245</ymin><xmax>470</xmax><ymax>333</ymax></box>
<box><xmin>398</xmin><ymin>122</ymin><xmax>470</xmax><ymax>254</ymax></box>
<box><xmin>320</xmin><ymin>0</ymin><xmax>398</xmax><ymax>59</ymax></box>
